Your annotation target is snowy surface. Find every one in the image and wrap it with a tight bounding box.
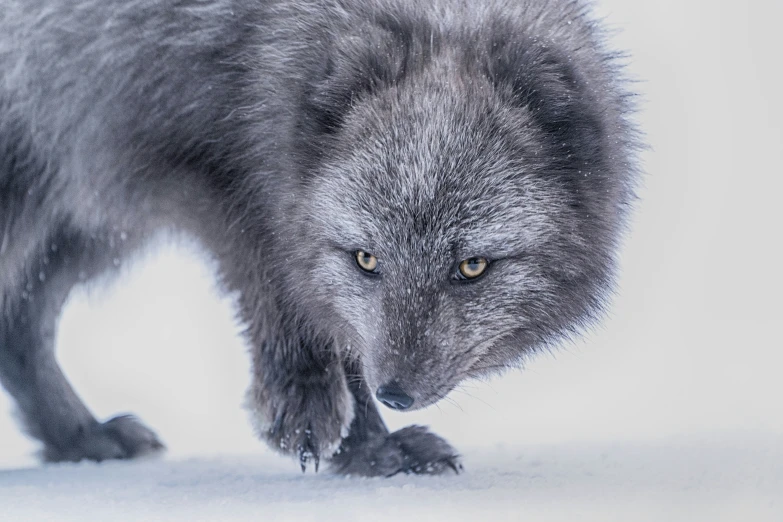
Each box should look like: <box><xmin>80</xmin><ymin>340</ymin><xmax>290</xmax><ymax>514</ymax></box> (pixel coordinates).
<box><xmin>2</xmin><ymin>439</ymin><xmax>781</xmax><ymax>522</ymax></box>
<box><xmin>1</xmin><ymin>0</ymin><xmax>782</xmax><ymax>520</ymax></box>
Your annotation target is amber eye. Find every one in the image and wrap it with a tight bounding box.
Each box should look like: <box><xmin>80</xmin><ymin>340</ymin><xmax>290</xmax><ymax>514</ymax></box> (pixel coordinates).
<box><xmin>457</xmin><ymin>257</ymin><xmax>489</xmax><ymax>280</ymax></box>
<box><xmin>355</xmin><ymin>250</ymin><xmax>379</xmax><ymax>273</ymax></box>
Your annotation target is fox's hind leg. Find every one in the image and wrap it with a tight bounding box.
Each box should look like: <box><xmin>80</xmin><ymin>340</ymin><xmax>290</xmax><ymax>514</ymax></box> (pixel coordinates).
<box><xmin>0</xmin><ymin>225</ymin><xmax>163</xmax><ymax>462</ymax></box>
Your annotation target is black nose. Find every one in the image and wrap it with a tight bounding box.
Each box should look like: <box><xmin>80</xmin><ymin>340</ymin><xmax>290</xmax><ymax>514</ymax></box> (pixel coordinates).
<box><xmin>376</xmin><ymin>382</ymin><xmax>414</xmax><ymax>410</ymax></box>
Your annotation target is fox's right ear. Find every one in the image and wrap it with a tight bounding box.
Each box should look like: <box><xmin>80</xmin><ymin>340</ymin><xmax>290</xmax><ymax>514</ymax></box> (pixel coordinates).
<box><xmin>303</xmin><ymin>38</ymin><xmax>405</xmax><ymax>135</ymax></box>
<box><xmin>302</xmin><ymin>13</ymin><xmax>436</xmax><ymax>136</ymax></box>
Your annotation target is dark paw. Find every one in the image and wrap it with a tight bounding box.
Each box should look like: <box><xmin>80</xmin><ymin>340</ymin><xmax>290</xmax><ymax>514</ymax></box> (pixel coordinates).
<box><xmin>43</xmin><ymin>415</ymin><xmax>165</xmax><ymax>463</ymax></box>
<box><xmin>332</xmin><ymin>425</ymin><xmax>462</xmax><ymax>477</ymax></box>
<box><xmin>247</xmin><ymin>375</ymin><xmax>354</xmax><ymax>473</ymax></box>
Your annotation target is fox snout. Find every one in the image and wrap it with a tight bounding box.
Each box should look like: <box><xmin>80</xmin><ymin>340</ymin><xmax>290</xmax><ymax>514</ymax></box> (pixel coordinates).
<box><xmin>375</xmin><ymin>381</ymin><xmax>415</xmax><ymax>410</ymax></box>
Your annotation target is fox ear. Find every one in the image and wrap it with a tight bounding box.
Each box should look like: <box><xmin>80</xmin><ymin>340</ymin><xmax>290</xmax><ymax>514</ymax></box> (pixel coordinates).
<box><xmin>305</xmin><ymin>32</ymin><xmax>407</xmax><ymax>135</ymax></box>
<box><xmin>303</xmin><ymin>10</ymin><xmax>437</xmax><ymax>136</ymax></box>
<box><xmin>306</xmin><ymin>55</ymin><xmax>385</xmax><ymax>134</ymax></box>
<box><xmin>484</xmin><ymin>37</ymin><xmax>604</xmax><ymax>168</ymax></box>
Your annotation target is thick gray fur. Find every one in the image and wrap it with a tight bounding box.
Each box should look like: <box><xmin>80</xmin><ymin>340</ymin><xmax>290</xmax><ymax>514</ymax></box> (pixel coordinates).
<box><xmin>0</xmin><ymin>0</ymin><xmax>639</xmax><ymax>476</ymax></box>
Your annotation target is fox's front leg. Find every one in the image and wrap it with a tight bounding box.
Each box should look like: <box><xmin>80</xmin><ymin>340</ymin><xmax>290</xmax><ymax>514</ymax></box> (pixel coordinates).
<box><xmin>329</xmin><ymin>359</ymin><xmax>462</xmax><ymax>477</ymax></box>
<box><xmin>244</xmin><ymin>328</ymin><xmax>354</xmax><ymax>472</ymax></box>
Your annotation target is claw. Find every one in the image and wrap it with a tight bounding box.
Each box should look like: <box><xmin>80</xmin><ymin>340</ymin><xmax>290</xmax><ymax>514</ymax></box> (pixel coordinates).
<box><xmin>270</xmin><ymin>410</ymin><xmax>284</xmax><ymax>437</ymax></box>
<box><xmin>446</xmin><ymin>458</ymin><xmax>462</xmax><ymax>474</ymax></box>
<box><xmin>299</xmin><ymin>447</ymin><xmax>309</xmax><ymax>473</ymax></box>
<box><xmin>301</xmin><ymin>423</ymin><xmax>320</xmax><ymax>474</ymax></box>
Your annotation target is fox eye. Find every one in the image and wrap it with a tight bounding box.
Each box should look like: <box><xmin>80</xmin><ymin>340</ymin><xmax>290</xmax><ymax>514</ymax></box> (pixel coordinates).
<box><xmin>456</xmin><ymin>257</ymin><xmax>489</xmax><ymax>280</ymax></box>
<box><xmin>355</xmin><ymin>250</ymin><xmax>379</xmax><ymax>274</ymax></box>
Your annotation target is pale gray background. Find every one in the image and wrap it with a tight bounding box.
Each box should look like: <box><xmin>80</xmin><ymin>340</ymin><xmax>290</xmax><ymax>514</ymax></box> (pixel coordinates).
<box><xmin>0</xmin><ymin>0</ymin><xmax>781</xmax><ymax>520</ymax></box>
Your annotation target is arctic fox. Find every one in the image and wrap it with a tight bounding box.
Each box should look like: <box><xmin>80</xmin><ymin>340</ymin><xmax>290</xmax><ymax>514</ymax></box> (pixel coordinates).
<box><xmin>0</xmin><ymin>0</ymin><xmax>638</xmax><ymax>476</ymax></box>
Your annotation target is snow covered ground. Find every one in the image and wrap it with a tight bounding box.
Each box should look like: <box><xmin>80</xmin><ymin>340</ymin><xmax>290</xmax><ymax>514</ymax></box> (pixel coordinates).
<box><xmin>1</xmin><ymin>0</ymin><xmax>781</xmax><ymax>520</ymax></box>
<box><xmin>2</xmin><ymin>438</ymin><xmax>781</xmax><ymax>522</ymax></box>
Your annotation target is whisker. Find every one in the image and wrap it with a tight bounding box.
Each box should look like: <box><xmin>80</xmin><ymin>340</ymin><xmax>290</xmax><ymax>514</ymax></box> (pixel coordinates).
<box><xmin>442</xmin><ymin>395</ymin><xmax>464</xmax><ymax>413</ymax></box>
<box><xmin>451</xmin><ymin>386</ymin><xmax>496</xmax><ymax>411</ymax></box>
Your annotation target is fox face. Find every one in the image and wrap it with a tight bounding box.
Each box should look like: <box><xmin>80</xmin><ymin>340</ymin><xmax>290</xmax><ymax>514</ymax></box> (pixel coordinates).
<box><xmin>282</xmin><ymin>29</ymin><xmax>633</xmax><ymax>409</ymax></box>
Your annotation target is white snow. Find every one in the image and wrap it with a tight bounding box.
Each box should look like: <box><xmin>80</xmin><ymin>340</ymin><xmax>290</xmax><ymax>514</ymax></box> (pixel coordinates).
<box><xmin>1</xmin><ymin>0</ymin><xmax>782</xmax><ymax>520</ymax></box>
<box><xmin>2</xmin><ymin>439</ymin><xmax>780</xmax><ymax>522</ymax></box>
